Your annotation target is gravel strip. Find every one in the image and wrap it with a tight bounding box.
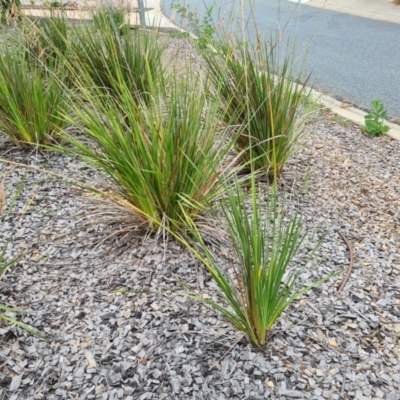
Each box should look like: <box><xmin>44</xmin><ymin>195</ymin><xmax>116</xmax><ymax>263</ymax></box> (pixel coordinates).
<box><xmin>1</xmin><ymin>40</ymin><xmax>400</xmax><ymax>400</ymax></box>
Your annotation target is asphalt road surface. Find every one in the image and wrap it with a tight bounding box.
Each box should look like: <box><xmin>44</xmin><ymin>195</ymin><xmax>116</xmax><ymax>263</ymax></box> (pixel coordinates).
<box><xmin>162</xmin><ymin>0</ymin><xmax>400</xmax><ymax>120</ymax></box>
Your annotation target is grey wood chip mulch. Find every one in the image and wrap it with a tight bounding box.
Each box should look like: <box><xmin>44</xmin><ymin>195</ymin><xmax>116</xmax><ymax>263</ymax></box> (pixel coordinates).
<box><xmin>0</xmin><ymin>77</ymin><xmax>399</xmax><ymax>400</ymax></box>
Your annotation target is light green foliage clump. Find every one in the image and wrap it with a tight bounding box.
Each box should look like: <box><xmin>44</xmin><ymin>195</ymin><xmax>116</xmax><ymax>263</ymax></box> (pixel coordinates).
<box><xmin>364</xmin><ymin>99</ymin><xmax>390</xmax><ymax>136</ymax></box>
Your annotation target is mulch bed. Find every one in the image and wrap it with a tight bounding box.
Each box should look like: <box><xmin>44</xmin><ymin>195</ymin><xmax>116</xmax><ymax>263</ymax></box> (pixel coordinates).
<box><xmin>0</xmin><ymin>39</ymin><xmax>399</xmax><ymax>400</ymax></box>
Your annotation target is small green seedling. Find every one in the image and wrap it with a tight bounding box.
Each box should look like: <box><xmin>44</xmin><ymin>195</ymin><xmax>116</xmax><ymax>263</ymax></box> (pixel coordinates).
<box><xmin>363</xmin><ymin>100</ymin><xmax>390</xmax><ymax>136</ymax></box>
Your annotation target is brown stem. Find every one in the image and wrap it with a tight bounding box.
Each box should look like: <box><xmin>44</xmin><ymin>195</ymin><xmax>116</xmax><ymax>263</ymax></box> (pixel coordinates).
<box><xmin>337</xmin><ymin>233</ymin><xmax>355</xmax><ymax>293</ymax></box>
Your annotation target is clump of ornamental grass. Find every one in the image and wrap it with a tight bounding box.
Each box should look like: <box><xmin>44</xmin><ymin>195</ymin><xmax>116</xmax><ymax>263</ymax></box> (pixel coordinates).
<box><xmin>67</xmin><ymin>12</ymin><xmax>164</xmax><ymax>105</ymax></box>
<box><xmin>180</xmin><ymin>174</ymin><xmax>334</xmax><ymax>347</ymax></box>
<box><xmin>0</xmin><ymin>39</ymin><xmax>68</xmax><ymax>147</ymax></box>
<box><xmin>92</xmin><ymin>5</ymin><xmax>130</xmax><ymax>36</ymax></box>
<box><xmin>21</xmin><ymin>13</ymin><xmax>69</xmax><ymax>72</ymax></box>
<box><xmin>59</xmin><ymin>69</ymin><xmax>236</xmax><ymax>235</ymax></box>
<box><xmin>204</xmin><ymin>34</ymin><xmax>308</xmax><ymax>177</ymax></box>
<box><xmin>0</xmin><ymin>0</ymin><xmax>21</xmax><ymax>24</ymax></box>
<box><xmin>0</xmin><ymin>173</ymin><xmax>44</xmax><ymax>338</ymax></box>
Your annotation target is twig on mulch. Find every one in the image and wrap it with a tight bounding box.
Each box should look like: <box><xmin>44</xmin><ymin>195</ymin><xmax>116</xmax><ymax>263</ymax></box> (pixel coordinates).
<box><xmin>337</xmin><ymin>233</ymin><xmax>355</xmax><ymax>293</ymax></box>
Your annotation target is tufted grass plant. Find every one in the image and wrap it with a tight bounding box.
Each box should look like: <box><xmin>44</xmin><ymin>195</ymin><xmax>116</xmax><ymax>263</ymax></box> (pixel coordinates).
<box><xmin>181</xmin><ymin>173</ymin><xmax>334</xmax><ymax>347</ymax></box>
<box><xmin>92</xmin><ymin>5</ymin><xmax>130</xmax><ymax>36</ymax></box>
<box><xmin>21</xmin><ymin>13</ymin><xmax>69</xmax><ymax>72</ymax></box>
<box><xmin>0</xmin><ymin>174</ymin><xmax>44</xmax><ymax>338</ymax></box>
<box><xmin>204</xmin><ymin>34</ymin><xmax>308</xmax><ymax>177</ymax></box>
<box><xmin>59</xmin><ymin>67</ymin><xmax>236</xmax><ymax>234</ymax></box>
<box><xmin>0</xmin><ymin>39</ymin><xmax>68</xmax><ymax>146</ymax></box>
<box><xmin>68</xmin><ymin>11</ymin><xmax>164</xmax><ymax>104</ymax></box>
<box><xmin>0</xmin><ymin>0</ymin><xmax>21</xmax><ymax>24</ymax></box>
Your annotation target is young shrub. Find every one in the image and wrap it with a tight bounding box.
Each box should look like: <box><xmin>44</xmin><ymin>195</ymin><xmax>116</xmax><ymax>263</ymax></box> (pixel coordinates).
<box><xmin>181</xmin><ymin>175</ymin><xmax>334</xmax><ymax>347</ymax></box>
<box><xmin>170</xmin><ymin>0</ymin><xmax>216</xmax><ymax>49</ymax></box>
<box><xmin>0</xmin><ymin>174</ymin><xmax>43</xmax><ymax>338</ymax></box>
<box><xmin>363</xmin><ymin>99</ymin><xmax>390</xmax><ymax>136</ymax></box>
<box><xmin>60</xmin><ymin>72</ymin><xmax>234</xmax><ymax>235</ymax></box>
<box><xmin>68</xmin><ymin>13</ymin><xmax>164</xmax><ymax>104</ymax></box>
<box><xmin>204</xmin><ymin>36</ymin><xmax>308</xmax><ymax>177</ymax></box>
